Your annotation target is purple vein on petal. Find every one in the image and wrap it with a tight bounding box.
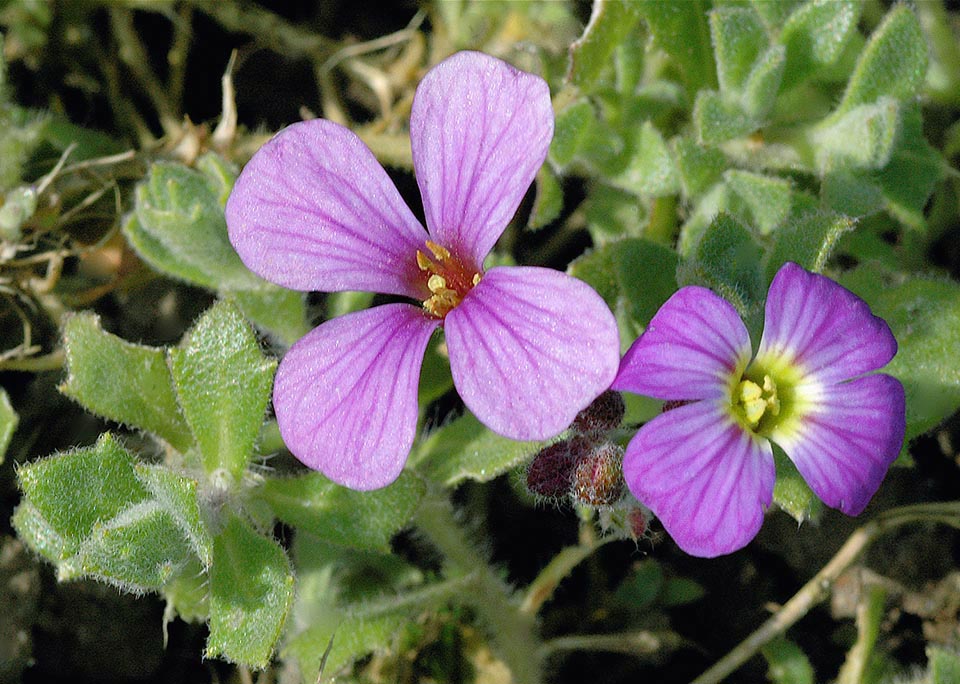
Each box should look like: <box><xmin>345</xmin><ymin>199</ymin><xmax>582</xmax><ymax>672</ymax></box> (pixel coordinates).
<box><xmin>273</xmin><ymin>303</ymin><xmax>439</xmax><ymax>490</ymax></box>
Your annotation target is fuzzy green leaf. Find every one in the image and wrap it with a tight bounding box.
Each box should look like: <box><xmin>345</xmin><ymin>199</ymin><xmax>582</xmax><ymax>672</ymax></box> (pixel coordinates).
<box><xmin>741</xmin><ymin>45</ymin><xmax>785</xmax><ymax>119</ymax></box>
<box><xmin>528</xmin><ymin>164</ymin><xmax>564</xmax><ymax>229</ymax></box>
<box><xmin>929</xmin><ymin>646</ymin><xmax>960</xmax><ymax>684</ymax></box>
<box><xmin>672</xmin><ymin>136</ymin><xmax>727</xmax><ymax>199</ymax></box>
<box><xmin>711</xmin><ymin>5</ymin><xmax>767</xmax><ymax>95</ymax></box>
<box><xmin>60</xmin><ymin>314</ymin><xmax>192</xmax><ymax>452</ymax></box>
<box><xmin>567</xmin><ymin>0</ymin><xmax>643</xmax><ymax>92</ymax></box>
<box><xmin>0</xmin><ymin>387</ymin><xmax>17</xmax><ymax>465</ymax></box>
<box><xmin>613</xmin><ymin>121</ymin><xmax>679</xmax><ymax>198</ymax></box>
<box><xmin>206</xmin><ymin>513</ymin><xmax>294</xmax><ymax>668</ymax></box>
<box><xmin>14</xmin><ymin>434</ymin><xmax>148</xmax><ymax>560</ymax></box>
<box><xmin>814</xmin><ymin>98</ymin><xmax>900</xmax><ymax>173</ymax></box>
<box><xmin>256</xmin><ymin>470</ymin><xmax>425</xmax><ymax>552</ymax></box>
<box><xmin>780</xmin><ymin>0</ymin><xmax>860</xmax><ymax>90</ymax></box>
<box><xmin>772</xmin><ymin>448</ymin><xmax>822</xmax><ymax>525</ymax></box>
<box><xmin>764</xmin><ymin>211</ymin><xmax>855</xmax><ymax>284</ymax></box>
<box><xmin>837</xmin><ymin>5</ymin><xmax>927</xmax><ymax>114</ymax></box>
<box><xmin>639</xmin><ymin>0</ymin><xmax>715</xmax><ymax>93</ymax></box>
<box><xmin>583</xmin><ymin>184</ymin><xmax>648</xmax><ymax>244</ymax></box>
<box><xmin>694</xmin><ymin>90</ymin><xmax>756</xmax><ymax>145</ymax></box>
<box><xmin>411</xmin><ymin>411</ymin><xmax>540</xmax><ymax>487</ymax></box>
<box><xmin>229</xmin><ymin>288</ymin><xmax>308</xmax><ymax>347</ymax></box>
<box><xmin>725</xmin><ymin>169</ymin><xmax>792</xmax><ymax>235</ymax></box>
<box><xmin>550</xmin><ymin>99</ymin><xmax>594</xmax><ymax>168</ymax></box>
<box><xmin>168</xmin><ymin>301</ymin><xmax>275</xmax><ymax>482</ymax></box>
<box><xmin>135</xmin><ymin>464</ymin><xmax>213</xmax><ymax>566</ymax></box>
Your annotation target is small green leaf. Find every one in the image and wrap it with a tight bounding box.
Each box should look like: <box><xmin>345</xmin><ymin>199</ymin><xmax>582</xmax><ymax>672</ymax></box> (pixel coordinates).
<box><xmin>839</xmin><ymin>266</ymin><xmax>960</xmax><ymax>441</ymax></box>
<box><xmin>583</xmin><ymin>184</ymin><xmax>648</xmax><ymax>244</ymax></box>
<box><xmin>837</xmin><ymin>5</ymin><xmax>927</xmax><ymax>114</ymax></box>
<box><xmin>612</xmin><ymin>121</ymin><xmax>679</xmax><ymax>198</ymax></box>
<box><xmin>613</xmin><ymin>559</ymin><xmax>663</xmax><ymax>611</ymax></box>
<box><xmin>750</xmin><ymin>0</ymin><xmax>802</xmax><ymax>31</ymax></box>
<box><xmin>929</xmin><ymin>646</ymin><xmax>960</xmax><ymax>684</ymax></box>
<box><xmin>207</xmin><ymin>513</ymin><xmax>294</xmax><ymax>668</ymax></box>
<box><xmin>820</xmin><ymin>172</ymin><xmax>884</xmax><ymax>218</ymax></box>
<box><xmin>677</xmin><ymin>213</ymin><xmax>764</xmax><ymax>322</ymax></box>
<box><xmin>741</xmin><ymin>45</ymin><xmax>785</xmax><ymax>119</ymax></box>
<box><xmin>550</xmin><ymin>99</ymin><xmax>594</xmax><ymax>168</ymax></box>
<box><xmin>661</xmin><ymin>576</ymin><xmax>706</xmax><ymax>607</ymax></box>
<box><xmin>694</xmin><ymin>90</ymin><xmax>756</xmax><ymax>145</ymax></box>
<box><xmin>780</xmin><ymin>0</ymin><xmax>860</xmax><ymax>90</ymax></box>
<box><xmin>0</xmin><ymin>387</ymin><xmax>17</xmax><ymax>465</ymax></box>
<box><xmin>711</xmin><ymin>5</ymin><xmax>767</xmax><ymax>95</ymax></box>
<box><xmin>168</xmin><ymin>301</ymin><xmax>275</xmax><ymax>481</ymax></box>
<box><xmin>410</xmin><ymin>411</ymin><xmax>540</xmax><ymax>487</ymax></box>
<box><xmin>60</xmin><ymin>314</ymin><xmax>192</xmax><ymax>452</ymax></box>
<box><xmin>528</xmin><ymin>164</ymin><xmax>564</xmax><ymax>229</ymax></box>
<box><xmin>229</xmin><ymin>288</ymin><xmax>308</xmax><ymax>347</ymax></box>
<box><xmin>772</xmin><ymin>448</ymin><xmax>822</xmax><ymax>525</ymax></box>
<box><xmin>725</xmin><ymin>169</ymin><xmax>792</xmax><ymax>235</ymax></box>
<box><xmin>0</xmin><ymin>185</ymin><xmax>36</xmax><ymax>242</ymax></box>
<box><xmin>567</xmin><ymin>0</ymin><xmax>644</xmax><ymax>92</ymax></box>
<box><xmin>163</xmin><ymin>559</ymin><xmax>210</xmax><ymax>623</ymax></box>
<box><xmin>762</xmin><ymin>637</ymin><xmax>815</xmax><ymax>684</ymax></box>
<box><xmin>256</xmin><ymin>470</ymin><xmax>425</xmax><ymax>552</ymax></box>
<box><xmin>135</xmin><ymin>464</ymin><xmax>213</xmax><ymax>566</ymax></box>
<box><xmin>68</xmin><ymin>500</ymin><xmax>194</xmax><ymax>590</ymax></box>
<box><xmin>814</xmin><ymin>98</ymin><xmax>900</xmax><ymax>173</ymax></box>
<box><xmin>639</xmin><ymin>0</ymin><xmax>716</xmax><ymax>93</ymax></box>
<box><xmin>15</xmin><ymin>434</ymin><xmax>149</xmax><ymax>560</ymax></box>
<box><xmin>672</xmin><ymin>136</ymin><xmax>727</xmax><ymax>199</ymax></box>
<box><xmin>764</xmin><ymin>211</ymin><xmax>855</xmax><ymax>284</ymax></box>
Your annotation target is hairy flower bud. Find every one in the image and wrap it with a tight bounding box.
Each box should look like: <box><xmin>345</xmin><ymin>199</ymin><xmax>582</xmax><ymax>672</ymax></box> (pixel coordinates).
<box><xmin>526</xmin><ymin>442</ymin><xmax>576</xmax><ymax>498</ymax></box>
<box><xmin>571</xmin><ymin>442</ymin><xmax>624</xmax><ymax>506</ymax></box>
<box><xmin>572</xmin><ymin>390</ymin><xmax>626</xmax><ymax>435</ymax></box>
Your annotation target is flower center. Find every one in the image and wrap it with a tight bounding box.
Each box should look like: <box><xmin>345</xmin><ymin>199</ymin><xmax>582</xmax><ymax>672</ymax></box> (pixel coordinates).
<box><xmin>416</xmin><ymin>240</ymin><xmax>481</xmax><ymax>319</ymax></box>
<box><xmin>734</xmin><ymin>374</ymin><xmax>780</xmax><ymax>430</ymax></box>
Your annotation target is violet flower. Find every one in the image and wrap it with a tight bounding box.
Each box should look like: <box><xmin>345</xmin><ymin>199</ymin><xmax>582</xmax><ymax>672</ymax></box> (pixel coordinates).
<box><xmin>612</xmin><ymin>262</ymin><xmax>905</xmax><ymax>557</ymax></box>
<box><xmin>226</xmin><ymin>51</ymin><xmax>619</xmax><ymax>490</ymax></box>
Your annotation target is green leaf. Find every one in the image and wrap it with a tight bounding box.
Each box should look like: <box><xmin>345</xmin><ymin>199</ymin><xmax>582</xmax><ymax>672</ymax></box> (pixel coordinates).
<box><xmin>762</xmin><ymin>637</ymin><xmax>815</xmax><ymax>684</ymax></box>
<box><xmin>168</xmin><ymin>302</ymin><xmax>275</xmax><ymax>482</ymax></box>
<box><xmin>410</xmin><ymin>411</ymin><xmax>541</xmax><ymax>487</ymax></box>
<box><xmin>163</xmin><ymin>559</ymin><xmax>210</xmax><ymax>623</ymax></box>
<box><xmin>820</xmin><ymin>171</ymin><xmax>884</xmax><ymax>219</ymax></box>
<box><xmin>639</xmin><ymin>0</ymin><xmax>716</xmax><ymax>93</ymax></box>
<box><xmin>418</xmin><ymin>334</ymin><xmax>455</xmax><ymax>406</ymax></box>
<box><xmin>60</xmin><ymin>313</ymin><xmax>192</xmax><ymax>452</ymax></box>
<box><xmin>583</xmin><ymin>184</ymin><xmax>648</xmax><ymax>244</ymax></box>
<box><xmin>711</xmin><ymin>5</ymin><xmax>767</xmax><ymax>95</ymax></box>
<box><xmin>694</xmin><ymin>90</ymin><xmax>756</xmax><ymax>145</ymax></box>
<box><xmin>814</xmin><ymin>98</ymin><xmax>900</xmax><ymax>173</ymax></box>
<box><xmin>567</xmin><ymin>0</ymin><xmax>644</xmax><ymax>92</ymax></box>
<box><xmin>661</xmin><ymin>576</ymin><xmax>706</xmax><ymax>607</ymax></box>
<box><xmin>741</xmin><ymin>45</ymin><xmax>785</xmax><ymax>119</ymax></box>
<box><xmin>772</xmin><ymin>448</ymin><xmax>822</xmax><ymax>525</ymax></box>
<box><xmin>0</xmin><ymin>185</ymin><xmax>36</xmax><ymax>242</ymax></box>
<box><xmin>14</xmin><ymin>434</ymin><xmax>148</xmax><ymax>560</ymax></box>
<box><xmin>206</xmin><ymin>513</ymin><xmax>294</xmax><ymax>668</ymax></box>
<box><xmin>613</xmin><ymin>559</ymin><xmax>663</xmax><ymax>611</ymax></box>
<box><xmin>229</xmin><ymin>288</ymin><xmax>307</xmax><ymax>347</ymax></box>
<box><xmin>724</xmin><ymin>169</ymin><xmax>792</xmax><ymax>235</ymax></box>
<box><xmin>750</xmin><ymin>0</ymin><xmax>802</xmax><ymax>31</ymax></box>
<box><xmin>838</xmin><ymin>266</ymin><xmax>960</xmax><ymax>441</ymax></box>
<box><xmin>612</xmin><ymin>121</ymin><xmax>679</xmax><ymax>198</ymax></box>
<box><xmin>550</xmin><ymin>99</ymin><xmax>594</xmax><ymax>168</ymax></box>
<box><xmin>528</xmin><ymin>164</ymin><xmax>564</xmax><ymax>229</ymax></box>
<box><xmin>672</xmin><ymin>136</ymin><xmax>727</xmax><ymax>199</ymax></box>
<box><xmin>256</xmin><ymin>470</ymin><xmax>425</xmax><ymax>552</ymax></box>
<box><xmin>0</xmin><ymin>387</ymin><xmax>17</xmax><ymax>465</ymax></box>
<box><xmin>135</xmin><ymin>464</ymin><xmax>213</xmax><ymax>566</ymax></box>
<box><xmin>677</xmin><ymin>213</ymin><xmax>764</xmax><ymax>322</ymax></box>
<box><xmin>764</xmin><ymin>211</ymin><xmax>855</xmax><ymax>284</ymax></box>
<box><xmin>929</xmin><ymin>646</ymin><xmax>960</xmax><ymax>684</ymax></box>
<box><xmin>780</xmin><ymin>0</ymin><xmax>860</xmax><ymax>90</ymax></box>
<box><xmin>837</xmin><ymin>5</ymin><xmax>927</xmax><ymax>114</ymax></box>
<box><xmin>68</xmin><ymin>500</ymin><xmax>194</xmax><ymax>590</ymax></box>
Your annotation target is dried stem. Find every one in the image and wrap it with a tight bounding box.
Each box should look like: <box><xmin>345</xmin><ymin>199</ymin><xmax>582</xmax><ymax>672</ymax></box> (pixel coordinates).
<box><xmin>690</xmin><ymin>502</ymin><xmax>960</xmax><ymax>684</ymax></box>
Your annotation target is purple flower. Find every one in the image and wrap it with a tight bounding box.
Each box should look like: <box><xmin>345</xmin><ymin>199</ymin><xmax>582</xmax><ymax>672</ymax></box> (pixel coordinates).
<box><xmin>226</xmin><ymin>51</ymin><xmax>620</xmax><ymax>490</ymax></box>
<box><xmin>612</xmin><ymin>262</ymin><xmax>905</xmax><ymax>557</ymax></box>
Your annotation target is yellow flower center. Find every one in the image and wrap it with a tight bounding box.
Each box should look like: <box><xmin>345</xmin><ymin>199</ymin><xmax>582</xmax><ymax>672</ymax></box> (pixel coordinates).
<box><xmin>734</xmin><ymin>374</ymin><xmax>780</xmax><ymax>429</ymax></box>
<box><xmin>416</xmin><ymin>240</ymin><xmax>482</xmax><ymax>319</ymax></box>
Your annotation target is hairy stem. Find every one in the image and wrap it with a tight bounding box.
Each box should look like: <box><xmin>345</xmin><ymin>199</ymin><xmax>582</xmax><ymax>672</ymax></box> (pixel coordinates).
<box><xmin>691</xmin><ymin>502</ymin><xmax>960</xmax><ymax>684</ymax></box>
<box><xmin>414</xmin><ymin>493</ymin><xmax>542</xmax><ymax>684</ymax></box>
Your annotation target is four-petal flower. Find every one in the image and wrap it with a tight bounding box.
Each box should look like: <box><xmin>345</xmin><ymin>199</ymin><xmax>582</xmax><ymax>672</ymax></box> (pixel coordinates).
<box><xmin>612</xmin><ymin>262</ymin><xmax>906</xmax><ymax>557</ymax></box>
<box><xmin>226</xmin><ymin>51</ymin><xmax>620</xmax><ymax>490</ymax></box>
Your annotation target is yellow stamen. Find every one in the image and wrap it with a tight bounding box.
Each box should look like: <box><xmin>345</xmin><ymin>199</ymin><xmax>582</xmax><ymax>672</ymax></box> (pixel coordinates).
<box><xmin>414</xmin><ymin>240</ymin><xmax>482</xmax><ymax>319</ymax></box>
<box><xmin>735</xmin><ymin>374</ymin><xmax>780</xmax><ymax>429</ymax></box>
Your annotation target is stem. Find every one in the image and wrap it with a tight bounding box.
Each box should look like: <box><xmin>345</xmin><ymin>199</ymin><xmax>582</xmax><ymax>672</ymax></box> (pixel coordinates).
<box><xmin>691</xmin><ymin>502</ymin><xmax>960</xmax><ymax>684</ymax></box>
<box><xmin>414</xmin><ymin>493</ymin><xmax>543</xmax><ymax>684</ymax></box>
<box><xmin>541</xmin><ymin>630</ymin><xmax>681</xmax><ymax>659</ymax></box>
<box><xmin>520</xmin><ymin>532</ymin><xmax>616</xmax><ymax>616</ymax></box>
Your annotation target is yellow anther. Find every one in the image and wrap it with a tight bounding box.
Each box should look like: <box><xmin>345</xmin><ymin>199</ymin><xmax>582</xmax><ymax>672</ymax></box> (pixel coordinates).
<box><xmin>735</xmin><ymin>375</ymin><xmax>780</xmax><ymax>429</ymax></box>
<box><xmin>416</xmin><ymin>251</ymin><xmax>435</xmax><ymax>272</ymax></box>
<box><xmin>425</xmin><ymin>240</ymin><xmax>451</xmax><ymax>261</ymax></box>
<box><xmin>738</xmin><ymin>381</ymin><xmax>762</xmax><ymax>402</ymax></box>
<box><xmin>472</xmin><ymin>273</ymin><xmax>482</xmax><ymax>286</ymax></box>
<box><xmin>427</xmin><ymin>274</ymin><xmax>448</xmax><ymax>293</ymax></box>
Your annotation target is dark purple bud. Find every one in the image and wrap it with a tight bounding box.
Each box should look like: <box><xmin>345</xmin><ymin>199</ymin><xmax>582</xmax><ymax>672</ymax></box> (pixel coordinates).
<box><xmin>571</xmin><ymin>442</ymin><xmax>624</xmax><ymax>506</ymax></box>
<box><xmin>572</xmin><ymin>390</ymin><xmax>626</xmax><ymax>435</ymax></box>
<box><xmin>526</xmin><ymin>441</ymin><xmax>577</xmax><ymax>498</ymax></box>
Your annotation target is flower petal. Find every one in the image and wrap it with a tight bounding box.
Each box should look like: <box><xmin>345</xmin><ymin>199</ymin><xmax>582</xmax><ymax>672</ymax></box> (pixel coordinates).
<box><xmin>612</xmin><ymin>286</ymin><xmax>752</xmax><ymax>401</ymax></box>
<box><xmin>623</xmin><ymin>401</ymin><xmax>775</xmax><ymax>557</ymax></box>
<box><xmin>273</xmin><ymin>304</ymin><xmax>439</xmax><ymax>490</ymax></box>
<box><xmin>773</xmin><ymin>374</ymin><xmax>905</xmax><ymax>515</ymax></box>
<box><xmin>226</xmin><ymin>120</ymin><xmax>427</xmax><ymax>297</ymax></box>
<box><xmin>410</xmin><ymin>51</ymin><xmax>553</xmax><ymax>266</ymax></box>
<box><xmin>444</xmin><ymin>266</ymin><xmax>619</xmax><ymax>440</ymax></box>
<box><xmin>756</xmin><ymin>262</ymin><xmax>897</xmax><ymax>384</ymax></box>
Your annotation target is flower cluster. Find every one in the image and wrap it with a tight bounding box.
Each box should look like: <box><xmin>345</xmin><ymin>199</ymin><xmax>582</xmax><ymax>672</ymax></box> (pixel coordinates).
<box><xmin>226</xmin><ymin>51</ymin><xmax>620</xmax><ymax>490</ymax></box>
<box><xmin>612</xmin><ymin>263</ymin><xmax>906</xmax><ymax>557</ymax></box>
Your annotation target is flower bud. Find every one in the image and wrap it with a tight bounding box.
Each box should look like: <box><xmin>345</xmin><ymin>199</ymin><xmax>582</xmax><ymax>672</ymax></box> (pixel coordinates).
<box><xmin>571</xmin><ymin>442</ymin><xmax>624</xmax><ymax>506</ymax></box>
<box><xmin>526</xmin><ymin>441</ymin><xmax>576</xmax><ymax>498</ymax></box>
<box><xmin>572</xmin><ymin>391</ymin><xmax>625</xmax><ymax>435</ymax></box>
